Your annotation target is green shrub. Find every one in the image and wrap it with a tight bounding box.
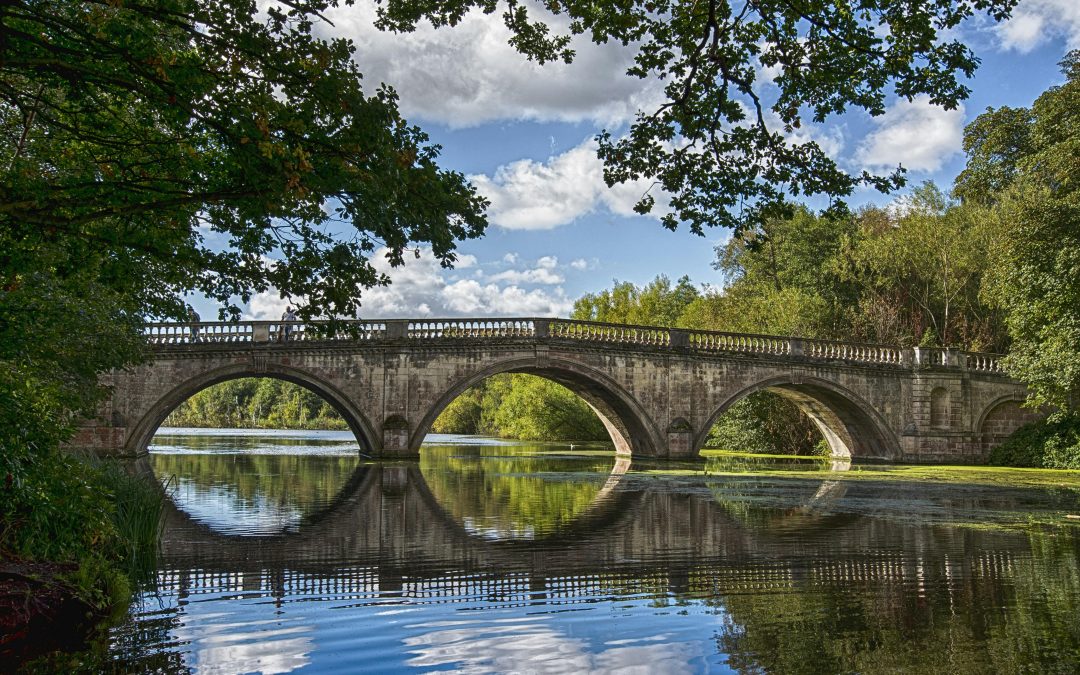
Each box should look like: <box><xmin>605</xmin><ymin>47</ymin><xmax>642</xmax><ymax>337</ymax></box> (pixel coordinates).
<box><xmin>989</xmin><ymin>413</ymin><xmax>1080</xmax><ymax>470</ymax></box>
<box><xmin>0</xmin><ymin>450</ymin><xmax>164</xmax><ymax>609</ymax></box>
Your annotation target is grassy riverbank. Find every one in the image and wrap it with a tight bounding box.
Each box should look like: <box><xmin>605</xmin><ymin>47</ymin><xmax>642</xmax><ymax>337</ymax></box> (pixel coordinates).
<box><xmin>695</xmin><ymin>451</ymin><xmax>1080</xmax><ymax>487</ymax></box>
<box><xmin>0</xmin><ymin>452</ymin><xmax>164</xmax><ymax>662</ymax></box>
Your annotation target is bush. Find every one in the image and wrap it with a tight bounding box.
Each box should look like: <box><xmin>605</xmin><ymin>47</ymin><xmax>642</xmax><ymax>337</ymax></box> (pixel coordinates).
<box><xmin>989</xmin><ymin>413</ymin><xmax>1080</xmax><ymax>470</ymax></box>
<box><xmin>0</xmin><ymin>450</ymin><xmax>164</xmax><ymax>609</ymax></box>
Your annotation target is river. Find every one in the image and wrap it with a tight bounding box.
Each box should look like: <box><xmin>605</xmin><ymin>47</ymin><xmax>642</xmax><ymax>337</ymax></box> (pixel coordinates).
<box><xmin>39</xmin><ymin>429</ymin><xmax>1080</xmax><ymax>672</ymax></box>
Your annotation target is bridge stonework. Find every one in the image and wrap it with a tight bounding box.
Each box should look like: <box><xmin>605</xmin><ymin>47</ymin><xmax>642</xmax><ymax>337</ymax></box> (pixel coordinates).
<box><xmin>72</xmin><ymin>318</ymin><xmax>1035</xmax><ymax>463</ymax></box>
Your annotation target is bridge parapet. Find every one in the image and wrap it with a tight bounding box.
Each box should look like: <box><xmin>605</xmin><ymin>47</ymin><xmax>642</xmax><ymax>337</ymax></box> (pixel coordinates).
<box><xmin>143</xmin><ymin>318</ymin><xmax>1005</xmax><ymax>374</ymax></box>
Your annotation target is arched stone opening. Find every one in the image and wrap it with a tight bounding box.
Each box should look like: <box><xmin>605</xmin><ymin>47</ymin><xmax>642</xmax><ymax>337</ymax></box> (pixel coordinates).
<box><xmin>126</xmin><ymin>364</ymin><xmax>378</xmax><ymax>457</ymax></box>
<box><xmin>695</xmin><ymin>377</ymin><xmax>901</xmax><ymax>460</ymax></box>
<box><xmin>411</xmin><ymin>357</ymin><xmax>664</xmax><ymax>457</ymax></box>
<box><xmin>977</xmin><ymin>396</ymin><xmax>1041</xmax><ymax>452</ymax></box>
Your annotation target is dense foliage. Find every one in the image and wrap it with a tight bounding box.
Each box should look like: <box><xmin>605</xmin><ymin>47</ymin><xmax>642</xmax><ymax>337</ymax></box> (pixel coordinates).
<box><xmin>957</xmin><ymin>52</ymin><xmax>1080</xmax><ymax>469</ymax></box>
<box><xmin>0</xmin><ymin>452</ymin><xmax>163</xmax><ymax>611</ymax></box>
<box><xmin>964</xmin><ymin>53</ymin><xmax>1080</xmax><ymax>414</ymax></box>
<box><xmin>431</xmin><ymin>374</ymin><xmax>608</xmax><ymax>442</ymax></box>
<box><xmin>2</xmin><ymin>0</ymin><xmax>486</xmax><ymax>322</ymax></box>
<box><xmin>989</xmin><ymin>414</ymin><xmax>1080</xmax><ymax>470</ymax></box>
<box><xmin>164</xmin><ymin>378</ymin><xmax>348</xmax><ymax>430</ymax></box>
<box><xmin>689</xmin><ymin>188</ymin><xmax>1004</xmax><ymax>351</ymax></box>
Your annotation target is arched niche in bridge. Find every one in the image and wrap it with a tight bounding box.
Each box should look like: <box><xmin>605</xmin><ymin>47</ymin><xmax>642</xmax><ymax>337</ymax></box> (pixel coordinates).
<box><xmin>410</xmin><ymin>357</ymin><xmax>665</xmax><ymax>457</ymax></box>
<box><xmin>695</xmin><ymin>376</ymin><xmax>901</xmax><ymax>460</ymax></box>
<box><xmin>930</xmin><ymin>387</ymin><xmax>951</xmax><ymax>429</ymax></box>
<box><xmin>125</xmin><ymin>363</ymin><xmax>379</xmax><ymax>456</ymax></box>
<box><xmin>976</xmin><ymin>395</ymin><xmax>1041</xmax><ymax>452</ymax></box>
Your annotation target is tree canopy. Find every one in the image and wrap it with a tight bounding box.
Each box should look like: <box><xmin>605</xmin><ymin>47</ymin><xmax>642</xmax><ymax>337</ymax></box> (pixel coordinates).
<box><xmin>381</xmin><ymin>0</ymin><xmax>1016</xmax><ymax>233</ymax></box>
<box><xmin>2</xmin><ymin>0</ymin><xmax>487</xmax><ymax>322</ymax></box>
<box><xmin>966</xmin><ymin>52</ymin><xmax>1080</xmax><ymax>413</ymax></box>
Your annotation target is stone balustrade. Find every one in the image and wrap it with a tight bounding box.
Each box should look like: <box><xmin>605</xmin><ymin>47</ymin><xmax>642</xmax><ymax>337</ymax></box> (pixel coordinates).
<box><xmin>142</xmin><ymin>318</ymin><xmax>1005</xmax><ymax>374</ymax></box>
<box><xmin>550</xmin><ymin>319</ymin><xmax>670</xmax><ymax>346</ymax></box>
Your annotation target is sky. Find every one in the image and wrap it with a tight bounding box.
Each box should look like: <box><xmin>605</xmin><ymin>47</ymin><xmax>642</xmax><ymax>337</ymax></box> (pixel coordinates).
<box><xmin>225</xmin><ymin>0</ymin><xmax>1080</xmax><ymax>322</ymax></box>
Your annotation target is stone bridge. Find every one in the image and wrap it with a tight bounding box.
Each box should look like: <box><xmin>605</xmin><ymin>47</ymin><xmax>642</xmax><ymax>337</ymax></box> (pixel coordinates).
<box><xmin>75</xmin><ymin>318</ymin><xmax>1036</xmax><ymax>462</ymax></box>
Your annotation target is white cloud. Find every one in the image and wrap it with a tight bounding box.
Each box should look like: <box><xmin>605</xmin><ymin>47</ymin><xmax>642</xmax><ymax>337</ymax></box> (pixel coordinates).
<box><xmin>780</xmin><ymin>115</ymin><xmax>845</xmax><ymax>159</ymax></box>
<box><xmin>569</xmin><ymin>258</ymin><xmax>590</xmax><ymax>270</ymax></box>
<box><xmin>441</xmin><ymin>279</ymin><xmax>572</xmax><ymax>315</ymax></box>
<box><xmin>471</xmin><ymin>138</ymin><xmax>670</xmax><ymax>229</ymax></box>
<box><xmin>243</xmin><ymin>248</ymin><xmax>571</xmax><ymax>318</ymax></box>
<box><xmin>359</xmin><ymin>247</ymin><xmax>572</xmax><ymax>317</ymax></box>
<box><xmin>488</xmin><ymin>267</ymin><xmax>564</xmax><ymax>285</ymax></box>
<box><xmin>320</xmin><ymin>3</ymin><xmax>663</xmax><ymax>128</ymax></box>
<box><xmin>502</xmin><ymin>252</ymin><xmax>519</xmax><ymax>264</ymax></box>
<box><xmin>996</xmin><ymin>0</ymin><xmax>1080</xmax><ymax>52</ymax></box>
<box><xmin>855</xmin><ymin>96</ymin><xmax>965</xmax><ymax>173</ymax></box>
<box><xmin>248</xmin><ymin>290</ymin><xmax>294</xmax><ymax>321</ymax></box>
<box><xmin>453</xmin><ymin>253</ymin><xmax>478</xmax><ymax>269</ymax></box>
<box><xmin>469</xmin><ymin>143</ymin><xmax>603</xmax><ymax>229</ymax></box>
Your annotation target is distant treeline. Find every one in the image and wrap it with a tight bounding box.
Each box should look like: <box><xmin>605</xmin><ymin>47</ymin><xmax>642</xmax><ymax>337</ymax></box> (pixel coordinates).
<box><xmin>164</xmin><ymin>378</ymin><xmax>348</xmax><ymax>430</ymax></box>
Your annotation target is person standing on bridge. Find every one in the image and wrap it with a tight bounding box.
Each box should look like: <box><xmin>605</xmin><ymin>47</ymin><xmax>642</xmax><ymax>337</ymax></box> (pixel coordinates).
<box><xmin>187</xmin><ymin>305</ymin><xmax>200</xmax><ymax>342</ymax></box>
<box><xmin>281</xmin><ymin>306</ymin><xmax>298</xmax><ymax>342</ymax></box>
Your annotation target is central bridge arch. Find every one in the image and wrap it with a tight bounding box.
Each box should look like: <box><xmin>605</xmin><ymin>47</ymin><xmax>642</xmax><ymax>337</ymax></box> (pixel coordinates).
<box><xmin>696</xmin><ymin>375</ymin><xmax>902</xmax><ymax>460</ymax></box>
<box><xmin>411</xmin><ymin>356</ymin><xmax>666</xmax><ymax>456</ymax></box>
<box><xmin>125</xmin><ymin>362</ymin><xmax>379</xmax><ymax>456</ymax></box>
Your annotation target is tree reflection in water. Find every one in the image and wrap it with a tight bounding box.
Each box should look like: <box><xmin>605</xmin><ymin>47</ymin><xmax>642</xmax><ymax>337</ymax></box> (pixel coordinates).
<box><xmin>419</xmin><ymin>442</ymin><xmax>620</xmax><ymax>539</ymax></box>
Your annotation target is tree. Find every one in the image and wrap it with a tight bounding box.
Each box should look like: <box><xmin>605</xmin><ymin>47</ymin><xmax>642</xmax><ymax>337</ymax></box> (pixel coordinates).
<box><xmin>964</xmin><ymin>52</ymin><xmax>1080</xmax><ymax>412</ymax></box>
<box><xmin>431</xmin><ymin>388</ymin><xmax>484</xmax><ymax>435</ymax></box>
<box><xmin>693</xmin><ymin>206</ymin><xmax>855</xmax><ymax>338</ymax></box>
<box><xmin>491</xmin><ymin>375</ymin><xmax>608</xmax><ymax>441</ymax></box>
<box><xmin>2</xmin><ymin>0</ymin><xmax>487</xmax><ymax>322</ymax></box>
<box><xmin>572</xmin><ymin>275</ymin><xmax>699</xmax><ymax>326</ymax></box>
<box><xmin>840</xmin><ymin>184</ymin><xmax>1000</xmax><ymax>349</ymax></box>
<box><xmin>380</xmin><ymin>0</ymin><xmax>1016</xmax><ymax>233</ymax></box>
<box><xmin>432</xmin><ymin>374</ymin><xmax>608</xmax><ymax>442</ymax></box>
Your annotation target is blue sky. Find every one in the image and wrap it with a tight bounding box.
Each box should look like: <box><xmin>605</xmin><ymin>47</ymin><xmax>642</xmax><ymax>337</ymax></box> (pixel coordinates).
<box><xmin>232</xmin><ymin>0</ymin><xmax>1080</xmax><ymax>321</ymax></box>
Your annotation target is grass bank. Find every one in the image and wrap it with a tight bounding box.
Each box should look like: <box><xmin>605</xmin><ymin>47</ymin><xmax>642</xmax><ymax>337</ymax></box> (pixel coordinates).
<box><xmin>0</xmin><ymin>451</ymin><xmax>164</xmax><ymax>663</ymax></box>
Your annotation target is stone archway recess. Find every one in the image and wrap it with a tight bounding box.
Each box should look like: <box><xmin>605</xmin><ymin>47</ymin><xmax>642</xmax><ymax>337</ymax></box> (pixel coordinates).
<box><xmin>693</xmin><ymin>376</ymin><xmax>902</xmax><ymax>460</ymax></box>
<box><xmin>125</xmin><ymin>363</ymin><xmax>379</xmax><ymax>456</ymax></box>
<box><xmin>975</xmin><ymin>395</ymin><xmax>1039</xmax><ymax>451</ymax></box>
<box><xmin>409</xmin><ymin>356</ymin><xmax>666</xmax><ymax>457</ymax></box>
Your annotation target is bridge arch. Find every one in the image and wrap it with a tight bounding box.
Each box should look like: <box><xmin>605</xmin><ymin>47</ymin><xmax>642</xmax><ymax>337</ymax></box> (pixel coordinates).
<box><xmin>125</xmin><ymin>363</ymin><xmax>379</xmax><ymax>456</ymax></box>
<box><xmin>410</xmin><ymin>356</ymin><xmax>665</xmax><ymax>457</ymax></box>
<box><xmin>694</xmin><ymin>375</ymin><xmax>901</xmax><ymax>460</ymax></box>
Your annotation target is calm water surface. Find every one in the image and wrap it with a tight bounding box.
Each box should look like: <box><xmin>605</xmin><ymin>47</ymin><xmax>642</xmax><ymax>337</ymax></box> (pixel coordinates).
<box><xmin>60</xmin><ymin>430</ymin><xmax>1080</xmax><ymax>671</ymax></box>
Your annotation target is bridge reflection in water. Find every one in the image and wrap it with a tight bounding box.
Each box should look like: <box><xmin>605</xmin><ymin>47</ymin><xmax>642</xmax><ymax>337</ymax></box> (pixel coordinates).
<box><xmin>115</xmin><ymin>439</ymin><xmax>1080</xmax><ymax>673</ymax></box>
